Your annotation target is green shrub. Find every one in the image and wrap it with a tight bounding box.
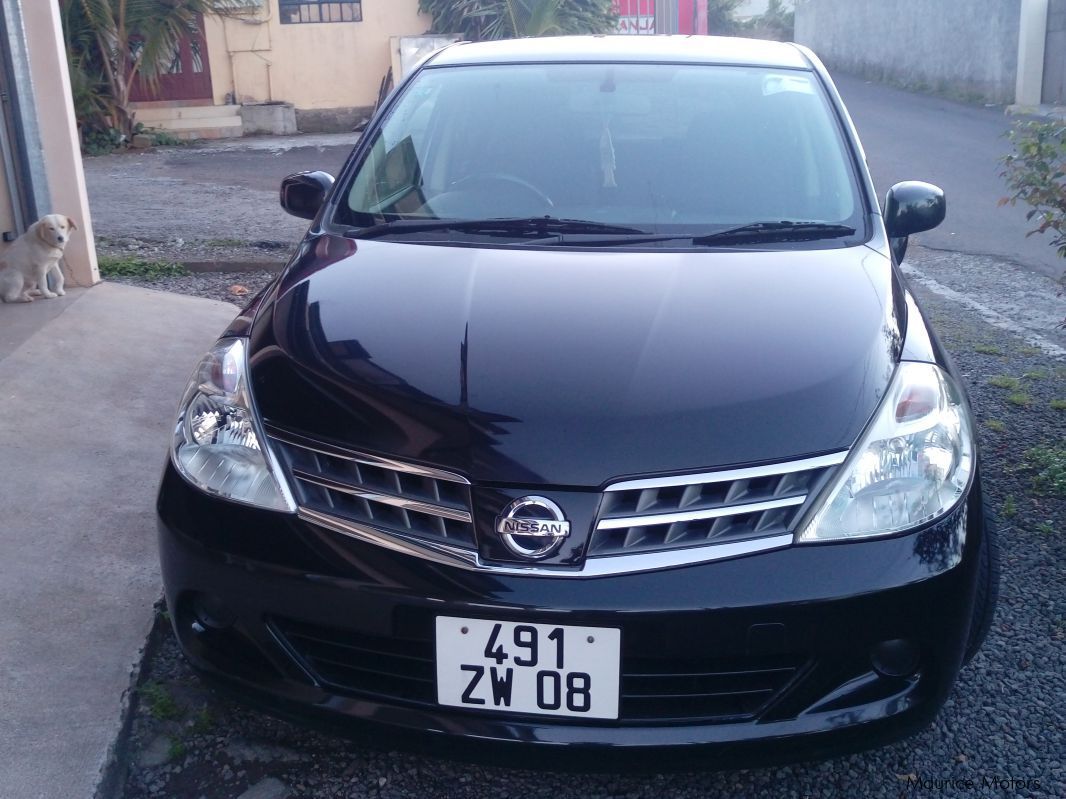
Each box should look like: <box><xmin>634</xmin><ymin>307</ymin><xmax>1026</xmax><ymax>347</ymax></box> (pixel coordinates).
<box><xmin>1001</xmin><ymin>121</ymin><xmax>1066</xmax><ymax>297</ymax></box>
<box><xmin>82</xmin><ymin>127</ymin><xmax>124</xmax><ymax>156</ymax></box>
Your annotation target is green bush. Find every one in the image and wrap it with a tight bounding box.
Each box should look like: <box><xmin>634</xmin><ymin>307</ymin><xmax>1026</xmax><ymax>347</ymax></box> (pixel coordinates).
<box><xmin>1001</xmin><ymin>121</ymin><xmax>1066</xmax><ymax>260</ymax></box>
<box><xmin>82</xmin><ymin>127</ymin><xmax>124</xmax><ymax>156</ymax></box>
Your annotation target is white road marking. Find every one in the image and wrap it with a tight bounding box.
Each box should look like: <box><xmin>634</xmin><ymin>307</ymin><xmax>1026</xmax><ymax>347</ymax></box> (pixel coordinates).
<box><xmin>902</xmin><ymin>262</ymin><xmax>1066</xmax><ymax>360</ymax></box>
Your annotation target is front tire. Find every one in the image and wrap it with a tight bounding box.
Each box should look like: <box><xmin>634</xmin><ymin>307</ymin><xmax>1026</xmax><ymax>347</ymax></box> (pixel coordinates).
<box><xmin>963</xmin><ymin>510</ymin><xmax>1000</xmax><ymax>664</ymax></box>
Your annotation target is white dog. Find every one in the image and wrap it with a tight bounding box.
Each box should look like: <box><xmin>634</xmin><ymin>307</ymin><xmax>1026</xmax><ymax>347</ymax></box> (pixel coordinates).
<box><xmin>0</xmin><ymin>214</ymin><xmax>77</xmax><ymax>303</ymax></box>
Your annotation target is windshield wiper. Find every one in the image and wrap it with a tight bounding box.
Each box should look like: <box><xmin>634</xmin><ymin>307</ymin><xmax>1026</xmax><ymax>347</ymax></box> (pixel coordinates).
<box><xmin>345</xmin><ymin>217</ymin><xmax>648</xmax><ymax>240</ymax></box>
<box><xmin>533</xmin><ymin>220</ymin><xmax>858</xmax><ymax>248</ymax></box>
<box><xmin>690</xmin><ymin>221</ymin><xmax>856</xmax><ymax>245</ymax></box>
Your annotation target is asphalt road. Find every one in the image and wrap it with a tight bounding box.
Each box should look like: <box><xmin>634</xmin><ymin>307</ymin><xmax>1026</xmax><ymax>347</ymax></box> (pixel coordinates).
<box><xmin>834</xmin><ymin>74</ymin><xmax>1064</xmax><ymax>282</ymax></box>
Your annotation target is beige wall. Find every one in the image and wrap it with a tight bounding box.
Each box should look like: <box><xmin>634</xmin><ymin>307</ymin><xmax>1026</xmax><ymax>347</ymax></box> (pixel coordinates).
<box><xmin>21</xmin><ymin>0</ymin><xmax>99</xmax><ymax>286</ymax></box>
<box><xmin>205</xmin><ymin>1</ymin><xmax>430</xmax><ymax>110</ymax></box>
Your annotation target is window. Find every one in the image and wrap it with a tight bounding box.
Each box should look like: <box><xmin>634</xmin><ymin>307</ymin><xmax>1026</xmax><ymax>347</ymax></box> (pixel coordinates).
<box><xmin>280</xmin><ymin>0</ymin><xmax>362</xmax><ymax>24</ymax></box>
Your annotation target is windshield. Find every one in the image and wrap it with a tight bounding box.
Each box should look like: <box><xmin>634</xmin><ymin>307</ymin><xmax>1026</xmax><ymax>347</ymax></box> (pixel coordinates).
<box><xmin>338</xmin><ymin>62</ymin><xmax>863</xmax><ymax>241</ymax></box>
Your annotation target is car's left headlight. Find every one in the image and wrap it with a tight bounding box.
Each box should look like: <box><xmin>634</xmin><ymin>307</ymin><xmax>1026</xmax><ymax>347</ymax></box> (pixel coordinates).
<box><xmin>171</xmin><ymin>338</ymin><xmax>294</xmax><ymax>512</ymax></box>
<box><xmin>798</xmin><ymin>361</ymin><xmax>974</xmax><ymax>542</ymax></box>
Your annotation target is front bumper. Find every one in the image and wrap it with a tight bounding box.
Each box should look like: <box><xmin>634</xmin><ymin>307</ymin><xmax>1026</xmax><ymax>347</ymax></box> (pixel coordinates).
<box><xmin>157</xmin><ymin>461</ymin><xmax>983</xmax><ymax>769</ymax></box>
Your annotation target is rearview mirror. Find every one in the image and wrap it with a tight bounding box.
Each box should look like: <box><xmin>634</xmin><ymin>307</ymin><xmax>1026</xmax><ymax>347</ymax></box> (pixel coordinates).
<box><xmin>280</xmin><ymin>171</ymin><xmax>335</xmax><ymax>220</ymax></box>
<box><xmin>884</xmin><ymin>181</ymin><xmax>946</xmax><ymax>263</ymax></box>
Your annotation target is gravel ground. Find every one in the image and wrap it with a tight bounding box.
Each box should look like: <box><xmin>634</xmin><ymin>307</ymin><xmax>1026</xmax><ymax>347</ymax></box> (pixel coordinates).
<box><xmin>111</xmin><ymin>278</ymin><xmax>1065</xmax><ymax>799</ymax></box>
<box><xmin>105</xmin><ymin>268</ymin><xmax>280</xmax><ymax>307</ymax></box>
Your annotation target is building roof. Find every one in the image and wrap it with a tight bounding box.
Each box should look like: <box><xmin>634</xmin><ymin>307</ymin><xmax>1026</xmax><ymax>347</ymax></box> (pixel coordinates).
<box><xmin>427</xmin><ymin>35</ymin><xmax>811</xmax><ymax>70</ymax></box>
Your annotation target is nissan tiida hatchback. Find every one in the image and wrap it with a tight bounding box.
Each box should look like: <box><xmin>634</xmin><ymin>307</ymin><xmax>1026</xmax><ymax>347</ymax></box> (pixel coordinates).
<box><xmin>158</xmin><ymin>36</ymin><xmax>999</xmax><ymax>767</ymax></box>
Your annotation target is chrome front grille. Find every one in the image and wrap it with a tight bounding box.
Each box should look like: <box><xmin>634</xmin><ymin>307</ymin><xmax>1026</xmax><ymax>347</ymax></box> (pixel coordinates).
<box><xmin>271</xmin><ymin>426</ymin><xmax>847</xmax><ymax>576</ymax></box>
<box><xmin>589</xmin><ymin>452</ymin><xmax>845</xmax><ymax>557</ymax></box>
<box><xmin>267</xmin><ymin>426</ymin><xmax>477</xmax><ymax>550</ymax></box>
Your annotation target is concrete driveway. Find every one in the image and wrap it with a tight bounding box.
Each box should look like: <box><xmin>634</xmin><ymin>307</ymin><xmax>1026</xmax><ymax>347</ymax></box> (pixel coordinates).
<box><xmin>0</xmin><ymin>285</ymin><xmax>236</xmax><ymax>799</ymax></box>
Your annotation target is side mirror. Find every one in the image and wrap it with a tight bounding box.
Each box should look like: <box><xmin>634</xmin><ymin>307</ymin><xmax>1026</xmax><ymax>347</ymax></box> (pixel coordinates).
<box><xmin>280</xmin><ymin>171</ymin><xmax>335</xmax><ymax>220</ymax></box>
<box><xmin>883</xmin><ymin>181</ymin><xmax>945</xmax><ymax>263</ymax></box>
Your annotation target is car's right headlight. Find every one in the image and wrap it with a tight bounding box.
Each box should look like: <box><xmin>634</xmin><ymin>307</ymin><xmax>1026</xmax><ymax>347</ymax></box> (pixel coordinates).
<box><xmin>171</xmin><ymin>338</ymin><xmax>294</xmax><ymax>512</ymax></box>
<box><xmin>798</xmin><ymin>361</ymin><xmax>974</xmax><ymax>542</ymax></box>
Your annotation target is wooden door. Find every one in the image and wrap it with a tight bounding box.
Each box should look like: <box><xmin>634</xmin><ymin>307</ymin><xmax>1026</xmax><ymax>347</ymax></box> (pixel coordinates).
<box><xmin>130</xmin><ymin>15</ymin><xmax>213</xmax><ymax>102</ymax></box>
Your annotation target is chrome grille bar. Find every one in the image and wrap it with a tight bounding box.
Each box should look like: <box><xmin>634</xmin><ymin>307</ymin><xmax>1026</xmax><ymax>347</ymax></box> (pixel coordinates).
<box><xmin>597</xmin><ymin>495</ymin><xmax>806</xmax><ymax>530</ymax></box>
<box><xmin>291</xmin><ymin>468</ymin><xmax>473</xmax><ymax>523</ymax></box>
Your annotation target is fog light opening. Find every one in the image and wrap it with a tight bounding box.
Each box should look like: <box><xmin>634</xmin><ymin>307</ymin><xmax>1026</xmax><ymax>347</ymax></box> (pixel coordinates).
<box><xmin>189</xmin><ymin>592</ymin><xmax>237</xmax><ymax>631</ymax></box>
<box><xmin>870</xmin><ymin>638</ymin><xmax>921</xmax><ymax>678</ymax></box>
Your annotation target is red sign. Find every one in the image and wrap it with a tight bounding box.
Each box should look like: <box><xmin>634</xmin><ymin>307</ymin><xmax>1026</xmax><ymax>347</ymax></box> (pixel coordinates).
<box><xmin>611</xmin><ymin>1</ymin><xmax>708</xmax><ymax>35</ymax></box>
<box><xmin>613</xmin><ymin>0</ymin><xmax>655</xmax><ymax>34</ymax></box>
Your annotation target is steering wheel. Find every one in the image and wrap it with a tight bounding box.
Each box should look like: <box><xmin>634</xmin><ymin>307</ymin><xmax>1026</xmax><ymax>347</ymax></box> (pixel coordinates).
<box><xmin>450</xmin><ymin>173</ymin><xmax>554</xmax><ymax>210</ymax></box>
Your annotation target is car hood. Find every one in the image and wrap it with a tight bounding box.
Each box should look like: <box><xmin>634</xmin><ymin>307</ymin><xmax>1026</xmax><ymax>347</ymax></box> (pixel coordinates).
<box><xmin>250</xmin><ymin>236</ymin><xmax>903</xmax><ymax>487</ymax></box>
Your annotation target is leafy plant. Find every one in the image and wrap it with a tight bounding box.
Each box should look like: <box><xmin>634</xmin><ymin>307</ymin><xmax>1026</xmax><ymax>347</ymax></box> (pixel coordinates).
<box><xmin>82</xmin><ymin>126</ymin><xmax>124</xmax><ymax>156</ymax></box>
<box><xmin>60</xmin><ymin>1</ymin><xmax>245</xmax><ymax>139</ymax></box>
<box><xmin>984</xmin><ymin>419</ymin><xmax>1006</xmax><ymax>432</ymax></box>
<box><xmin>1001</xmin><ymin>121</ymin><xmax>1066</xmax><ymax>327</ymax></box>
<box><xmin>420</xmin><ymin>0</ymin><xmax>617</xmax><ymax>40</ymax></box>
<box><xmin>1002</xmin><ymin>121</ymin><xmax>1066</xmax><ymax>259</ymax></box>
<box><xmin>98</xmin><ymin>256</ymin><xmax>186</xmax><ymax>278</ymax></box>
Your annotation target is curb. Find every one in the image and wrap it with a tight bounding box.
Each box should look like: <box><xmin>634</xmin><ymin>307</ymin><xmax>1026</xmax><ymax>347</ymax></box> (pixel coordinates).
<box><xmin>93</xmin><ymin>600</ymin><xmax>169</xmax><ymax>799</ymax></box>
<box><xmin>182</xmin><ymin>260</ymin><xmax>286</xmax><ymax>274</ymax></box>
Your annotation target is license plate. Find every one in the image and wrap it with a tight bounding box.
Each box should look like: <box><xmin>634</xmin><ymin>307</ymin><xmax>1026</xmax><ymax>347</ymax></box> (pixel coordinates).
<box><xmin>435</xmin><ymin>616</ymin><xmax>621</xmax><ymax>719</ymax></box>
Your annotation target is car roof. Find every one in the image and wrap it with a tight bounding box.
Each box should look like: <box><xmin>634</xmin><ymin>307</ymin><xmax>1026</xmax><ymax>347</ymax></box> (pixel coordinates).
<box><xmin>427</xmin><ymin>35</ymin><xmax>810</xmax><ymax>70</ymax></box>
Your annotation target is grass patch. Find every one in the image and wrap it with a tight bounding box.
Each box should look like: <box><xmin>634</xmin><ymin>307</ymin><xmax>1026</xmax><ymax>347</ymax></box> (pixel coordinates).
<box><xmin>205</xmin><ymin>238</ymin><xmax>245</xmax><ymax>248</ymax></box>
<box><xmin>988</xmin><ymin>375</ymin><xmax>1021</xmax><ymax>390</ymax></box>
<box><xmin>973</xmin><ymin>344</ymin><xmax>1003</xmax><ymax>355</ymax></box>
<box><xmin>139</xmin><ymin>681</ymin><xmax>181</xmax><ymax>721</ymax></box>
<box><xmin>1003</xmin><ymin>495</ymin><xmax>1017</xmax><ymax>518</ymax></box>
<box><xmin>985</xmin><ymin>419</ymin><xmax>1006</xmax><ymax>432</ymax></box>
<box><xmin>190</xmin><ymin>707</ymin><xmax>214</xmax><ymax>735</ymax></box>
<box><xmin>1019</xmin><ymin>346</ymin><xmax>1045</xmax><ymax>356</ymax></box>
<box><xmin>1051</xmin><ymin>399</ymin><xmax>1066</xmax><ymax>411</ymax></box>
<box><xmin>1023</xmin><ymin>370</ymin><xmax>1048</xmax><ymax>380</ymax></box>
<box><xmin>1006</xmin><ymin>392</ymin><xmax>1032</xmax><ymax>407</ymax></box>
<box><xmin>1025</xmin><ymin>447</ymin><xmax>1066</xmax><ymax>498</ymax></box>
<box><xmin>167</xmin><ymin>737</ymin><xmax>187</xmax><ymax>761</ymax></box>
<box><xmin>1036</xmin><ymin>521</ymin><xmax>1055</xmax><ymax>535</ymax></box>
<box><xmin>98</xmin><ymin>255</ymin><xmax>185</xmax><ymax>278</ymax></box>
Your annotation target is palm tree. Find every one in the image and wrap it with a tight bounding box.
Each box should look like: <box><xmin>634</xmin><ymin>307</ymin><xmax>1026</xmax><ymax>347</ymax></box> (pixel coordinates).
<box><xmin>61</xmin><ymin>0</ymin><xmax>243</xmax><ymax>139</ymax></box>
<box><xmin>420</xmin><ymin>0</ymin><xmax>616</xmax><ymax>41</ymax></box>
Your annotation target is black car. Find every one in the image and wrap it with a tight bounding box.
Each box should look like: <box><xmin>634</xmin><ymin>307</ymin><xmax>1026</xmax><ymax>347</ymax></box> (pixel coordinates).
<box><xmin>158</xmin><ymin>36</ymin><xmax>998</xmax><ymax>768</ymax></box>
